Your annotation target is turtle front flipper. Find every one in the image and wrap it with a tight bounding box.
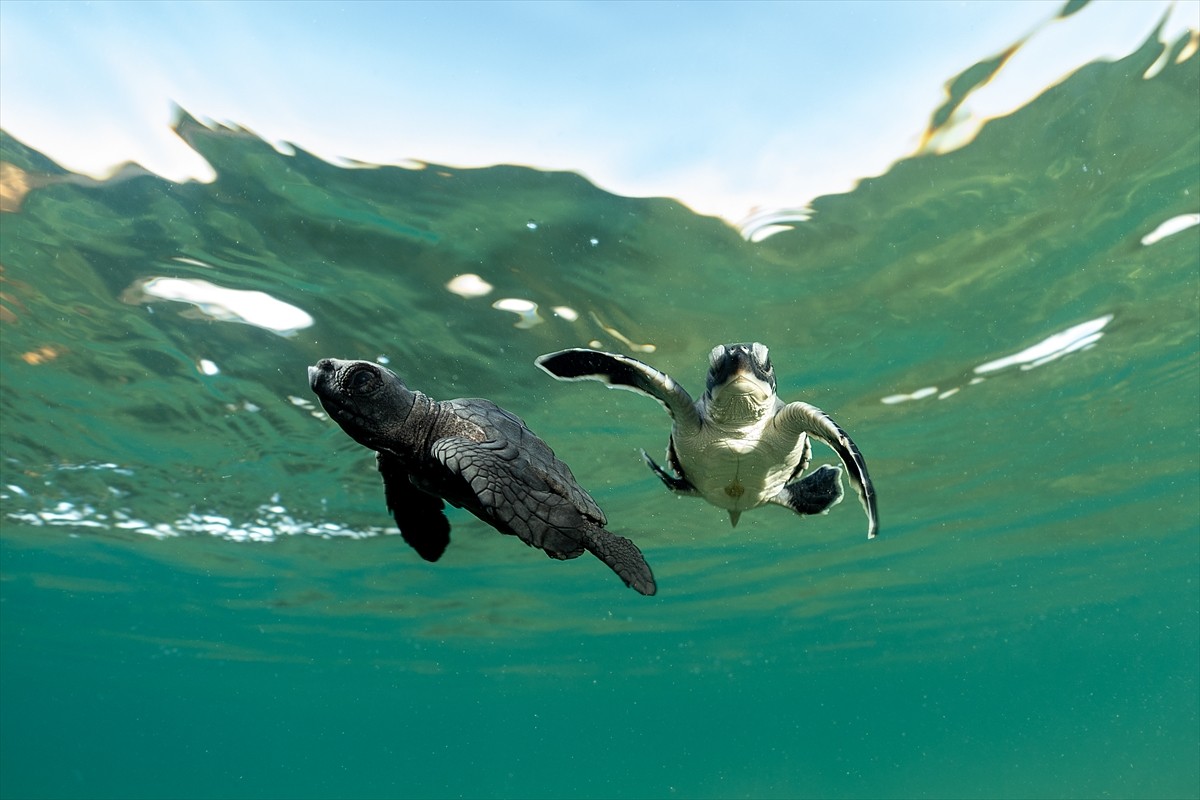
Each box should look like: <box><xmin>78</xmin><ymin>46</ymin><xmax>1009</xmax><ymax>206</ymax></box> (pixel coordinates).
<box><xmin>770</xmin><ymin>464</ymin><xmax>845</xmax><ymax>515</ymax></box>
<box><xmin>775</xmin><ymin>403</ymin><xmax>879</xmax><ymax>539</ymax></box>
<box><xmin>376</xmin><ymin>452</ymin><xmax>451</xmax><ymax>561</ymax></box>
<box><xmin>535</xmin><ymin>349</ymin><xmax>702</xmax><ymax>436</ymax></box>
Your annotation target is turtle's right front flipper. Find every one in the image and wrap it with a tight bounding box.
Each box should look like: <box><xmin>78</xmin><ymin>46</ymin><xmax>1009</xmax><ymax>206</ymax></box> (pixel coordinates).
<box><xmin>535</xmin><ymin>349</ymin><xmax>701</xmax><ymax>435</ymax></box>
<box><xmin>376</xmin><ymin>451</ymin><xmax>451</xmax><ymax>561</ymax></box>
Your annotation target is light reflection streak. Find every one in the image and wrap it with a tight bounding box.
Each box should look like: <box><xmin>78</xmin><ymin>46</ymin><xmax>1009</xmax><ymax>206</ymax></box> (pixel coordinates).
<box><xmin>445</xmin><ymin>273</ymin><xmax>493</xmax><ymax>298</ymax></box>
<box><xmin>3</xmin><ymin>490</ymin><xmax>383</xmax><ymax>543</ymax></box>
<box><xmin>738</xmin><ymin>207</ymin><xmax>812</xmax><ymax>242</ymax></box>
<box><xmin>552</xmin><ymin>306</ymin><xmax>579</xmax><ymax>321</ymax></box>
<box><xmin>491</xmin><ymin>297</ymin><xmax>543</xmax><ymax>329</ymax></box>
<box><xmin>974</xmin><ymin>314</ymin><xmax>1112</xmax><ymax>374</ymax></box>
<box><xmin>1140</xmin><ymin>213</ymin><xmax>1200</xmax><ymax>246</ymax></box>
<box><xmin>882</xmin><ymin>314</ymin><xmax>1114</xmax><ymax>405</ymax></box>
<box><xmin>122</xmin><ymin>276</ymin><xmax>314</xmax><ymax>335</ymax></box>
<box><xmin>587</xmin><ymin>312</ymin><xmax>656</xmax><ymax>353</ymax></box>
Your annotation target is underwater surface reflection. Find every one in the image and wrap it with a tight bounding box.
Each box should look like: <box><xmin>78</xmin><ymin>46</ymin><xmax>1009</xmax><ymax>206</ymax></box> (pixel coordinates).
<box><xmin>1</xmin><ymin>12</ymin><xmax>1198</xmax><ymax>800</ymax></box>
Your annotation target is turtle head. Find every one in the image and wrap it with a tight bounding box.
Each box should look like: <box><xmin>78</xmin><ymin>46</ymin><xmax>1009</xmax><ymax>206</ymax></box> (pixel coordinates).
<box><xmin>703</xmin><ymin>342</ymin><xmax>777</xmax><ymax>423</ymax></box>
<box><xmin>308</xmin><ymin>358</ymin><xmax>416</xmax><ymax>452</ymax></box>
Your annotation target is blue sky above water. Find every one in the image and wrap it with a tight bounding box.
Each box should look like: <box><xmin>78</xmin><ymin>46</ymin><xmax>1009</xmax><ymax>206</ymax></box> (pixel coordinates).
<box><xmin>2</xmin><ymin>0</ymin><xmax>1197</xmax><ymax>221</ymax></box>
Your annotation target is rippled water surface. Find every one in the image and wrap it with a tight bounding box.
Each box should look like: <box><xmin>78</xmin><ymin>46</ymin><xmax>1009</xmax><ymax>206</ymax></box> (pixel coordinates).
<box><xmin>2</xmin><ymin>20</ymin><xmax>1198</xmax><ymax>800</ymax></box>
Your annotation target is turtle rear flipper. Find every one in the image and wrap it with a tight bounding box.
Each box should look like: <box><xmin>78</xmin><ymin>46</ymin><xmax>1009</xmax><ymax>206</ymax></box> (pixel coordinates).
<box><xmin>771</xmin><ymin>465</ymin><xmax>844</xmax><ymax>516</ymax></box>
<box><xmin>641</xmin><ymin>448</ymin><xmax>697</xmax><ymax>495</ymax></box>
<box><xmin>429</xmin><ymin>434</ymin><xmax>655</xmax><ymax>593</ymax></box>
<box><xmin>581</xmin><ymin>524</ymin><xmax>657</xmax><ymax>596</ymax></box>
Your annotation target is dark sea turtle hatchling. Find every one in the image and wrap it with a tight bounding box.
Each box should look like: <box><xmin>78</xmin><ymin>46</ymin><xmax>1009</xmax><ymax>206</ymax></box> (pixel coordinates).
<box><xmin>308</xmin><ymin>358</ymin><xmax>656</xmax><ymax>595</ymax></box>
<box><xmin>536</xmin><ymin>342</ymin><xmax>878</xmax><ymax>538</ymax></box>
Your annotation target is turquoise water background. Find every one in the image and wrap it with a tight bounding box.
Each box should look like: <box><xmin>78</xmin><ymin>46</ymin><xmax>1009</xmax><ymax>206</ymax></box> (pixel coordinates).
<box><xmin>2</xmin><ymin>18</ymin><xmax>1199</xmax><ymax>800</ymax></box>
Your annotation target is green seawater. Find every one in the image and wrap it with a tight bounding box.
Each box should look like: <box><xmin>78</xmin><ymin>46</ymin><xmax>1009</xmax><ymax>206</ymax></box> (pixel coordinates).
<box><xmin>2</xmin><ymin>24</ymin><xmax>1198</xmax><ymax>800</ymax></box>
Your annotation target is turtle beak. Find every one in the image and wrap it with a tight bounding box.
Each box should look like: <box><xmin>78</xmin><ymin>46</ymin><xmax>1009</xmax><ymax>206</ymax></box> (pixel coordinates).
<box><xmin>707</xmin><ymin>344</ymin><xmax>751</xmax><ymax>391</ymax></box>
<box><xmin>308</xmin><ymin>360</ymin><xmax>337</xmax><ymax>393</ymax></box>
<box><xmin>308</xmin><ymin>359</ymin><xmax>343</xmax><ymax>398</ymax></box>
<box><xmin>708</xmin><ymin>345</ymin><xmax>773</xmax><ymax>395</ymax></box>
<box><xmin>725</xmin><ymin>347</ymin><xmax>757</xmax><ymax>382</ymax></box>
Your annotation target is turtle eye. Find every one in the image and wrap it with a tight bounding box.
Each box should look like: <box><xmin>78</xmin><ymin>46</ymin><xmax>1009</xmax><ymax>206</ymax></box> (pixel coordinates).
<box><xmin>751</xmin><ymin>342</ymin><xmax>772</xmax><ymax>373</ymax></box>
<box><xmin>346</xmin><ymin>365</ymin><xmax>378</xmax><ymax>394</ymax></box>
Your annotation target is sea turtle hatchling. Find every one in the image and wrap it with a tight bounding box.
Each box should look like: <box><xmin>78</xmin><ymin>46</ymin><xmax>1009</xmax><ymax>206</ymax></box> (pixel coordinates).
<box><xmin>308</xmin><ymin>358</ymin><xmax>656</xmax><ymax>595</ymax></box>
<box><xmin>536</xmin><ymin>342</ymin><xmax>879</xmax><ymax>539</ymax></box>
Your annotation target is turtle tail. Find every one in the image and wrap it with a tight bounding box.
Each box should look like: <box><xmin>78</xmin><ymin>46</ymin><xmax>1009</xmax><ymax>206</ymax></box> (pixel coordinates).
<box><xmin>581</xmin><ymin>523</ymin><xmax>657</xmax><ymax>596</ymax></box>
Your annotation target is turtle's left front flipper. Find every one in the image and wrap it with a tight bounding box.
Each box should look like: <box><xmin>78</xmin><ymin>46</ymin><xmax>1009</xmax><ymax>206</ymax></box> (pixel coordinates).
<box><xmin>774</xmin><ymin>464</ymin><xmax>845</xmax><ymax>515</ymax></box>
<box><xmin>775</xmin><ymin>403</ymin><xmax>879</xmax><ymax>539</ymax></box>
